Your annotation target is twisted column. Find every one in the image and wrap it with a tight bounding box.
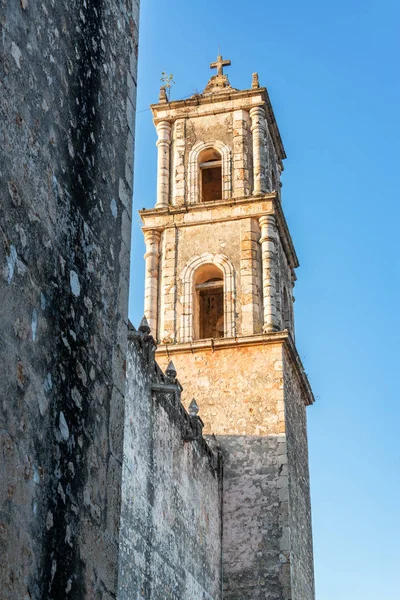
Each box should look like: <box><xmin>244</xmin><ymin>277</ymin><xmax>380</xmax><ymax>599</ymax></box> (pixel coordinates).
<box><xmin>259</xmin><ymin>215</ymin><xmax>279</xmax><ymax>332</ymax></box>
<box><xmin>144</xmin><ymin>230</ymin><xmax>161</xmax><ymax>335</ymax></box>
<box><xmin>156</xmin><ymin>121</ymin><xmax>172</xmax><ymax>208</ymax></box>
<box><xmin>250</xmin><ymin>106</ymin><xmax>267</xmax><ymax>196</ymax></box>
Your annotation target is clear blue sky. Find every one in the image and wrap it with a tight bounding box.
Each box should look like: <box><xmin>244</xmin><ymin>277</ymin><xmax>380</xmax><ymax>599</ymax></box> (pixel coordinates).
<box><xmin>129</xmin><ymin>1</ymin><xmax>400</xmax><ymax>598</ymax></box>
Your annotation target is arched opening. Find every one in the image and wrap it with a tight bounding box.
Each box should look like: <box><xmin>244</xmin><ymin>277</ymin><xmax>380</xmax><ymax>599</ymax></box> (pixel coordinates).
<box><xmin>199</xmin><ymin>148</ymin><xmax>222</xmax><ymax>202</ymax></box>
<box><xmin>194</xmin><ymin>263</ymin><xmax>224</xmax><ymax>339</ymax></box>
<box><xmin>180</xmin><ymin>252</ymin><xmax>236</xmax><ymax>342</ymax></box>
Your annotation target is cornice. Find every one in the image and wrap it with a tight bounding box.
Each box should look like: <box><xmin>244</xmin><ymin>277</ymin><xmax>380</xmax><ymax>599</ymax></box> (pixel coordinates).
<box><xmin>151</xmin><ymin>87</ymin><xmax>285</xmax><ymax>163</ymax></box>
<box><xmin>139</xmin><ymin>193</ymin><xmax>274</xmax><ymax>218</ymax></box>
<box><xmin>139</xmin><ymin>193</ymin><xmax>299</xmax><ymax>270</ymax></box>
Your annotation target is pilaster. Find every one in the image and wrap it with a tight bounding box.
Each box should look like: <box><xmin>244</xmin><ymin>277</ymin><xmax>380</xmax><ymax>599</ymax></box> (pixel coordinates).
<box><xmin>144</xmin><ymin>230</ymin><xmax>161</xmax><ymax>334</ymax></box>
<box><xmin>259</xmin><ymin>214</ymin><xmax>280</xmax><ymax>332</ymax></box>
<box><xmin>250</xmin><ymin>106</ymin><xmax>268</xmax><ymax>195</ymax></box>
<box><xmin>171</xmin><ymin>118</ymin><xmax>186</xmax><ymax>206</ymax></box>
<box><xmin>159</xmin><ymin>227</ymin><xmax>177</xmax><ymax>343</ymax></box>
<box><xmin>156</xmin><ymin>121</ymin><xmax>172</xmax><ymax>208</ymax></box>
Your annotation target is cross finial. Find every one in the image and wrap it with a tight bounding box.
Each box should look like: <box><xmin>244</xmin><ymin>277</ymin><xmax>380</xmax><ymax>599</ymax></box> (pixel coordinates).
<box><xmin>210</xmin><ymin>53</ymin><xmax>231</xmax><ymax>77</ymax></box>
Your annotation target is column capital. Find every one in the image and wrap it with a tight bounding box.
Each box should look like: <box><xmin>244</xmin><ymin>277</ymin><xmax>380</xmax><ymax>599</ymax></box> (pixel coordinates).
<box><xmin>249</xmin><ymin>105</ymin><xmax>266</xmax><ymax>129</ymax></box>
<box><xmin>259</xmin><ymin>214</ymin><xmax>276</xmax><ymax>229</ymax></box>
<box><xmin>144</xmin><ymin>229</ymin><xmax>161</xmax><ymax>250</ymax></box>
<box><xmin>249</xmin><ymin>105</ymin><xmax>265</xmax><ymax>117</ymax></box>
<box><xmin>144</xmin><ymin>229</ymin><xmax>161</xmax><ymax>240</ymax></box>
<box><xmin>156</xmin><ymin>120</ymin><xmax>172</xmax><ymax>142</ymax></box>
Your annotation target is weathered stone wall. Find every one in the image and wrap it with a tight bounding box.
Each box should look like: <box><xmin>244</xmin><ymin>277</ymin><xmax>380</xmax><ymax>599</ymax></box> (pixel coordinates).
<box><xmin>283</xmin><ymin>350</ymin><xmax>315</xmax><ymax>600</ymax></box>
<box><xmin>120</xmin><ymin>328</ymin><xmax>222</xmax><ymax>600</ymax></box>
<box><xmin>221</xmin><ymin>434</ymin><xmax>290</xmax><ymax>600</ymax></box>
<box><xmin>185</xmin><ymin>113</ymin><xmax>233</xmax><ymax>164</ymax></box>
<box><xmin>0</xmin><ymin>1</ymin><xmax>139</xmax><ymax>597</ymax></box>
<box><xmin>157</xmin><ymin>338</ymin><xmax>292</xmax><ymax>599</ymax></box>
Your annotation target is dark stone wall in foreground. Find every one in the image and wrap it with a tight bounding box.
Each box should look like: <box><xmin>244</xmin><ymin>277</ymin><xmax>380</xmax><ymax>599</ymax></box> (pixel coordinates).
<box><xmin>0</xmin><ymin>1</ymin><xmax>139</xmax><ymax>597</ymax></box>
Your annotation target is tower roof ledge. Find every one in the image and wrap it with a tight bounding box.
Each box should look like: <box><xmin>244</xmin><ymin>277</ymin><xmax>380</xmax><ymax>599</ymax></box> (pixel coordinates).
<box><xmin>150</xmin><ymin>86</ymin><xmax>286</xmax><ymax>163</ymax></box>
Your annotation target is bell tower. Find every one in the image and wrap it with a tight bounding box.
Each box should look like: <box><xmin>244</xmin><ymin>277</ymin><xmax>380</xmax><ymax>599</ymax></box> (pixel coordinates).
<box><xmin>140</xmin><ymin>56</ymin><xmax>315</xmax><ymax>600</ymax></box>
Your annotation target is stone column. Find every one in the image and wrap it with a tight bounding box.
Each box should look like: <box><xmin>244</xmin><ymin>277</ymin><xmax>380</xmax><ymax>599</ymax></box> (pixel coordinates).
<box><xmin>259</xmin><ymin>215</ymin><xmax>279</xmax><ymax>332</ymax></box>
<box><xmin>156</xmin><ymin>121</ymin><xmax>172</xmax><ymax>208</ymax></box>
<box><xmin>144</xmin><ymin>230</ymin><xmax>161</xmax><ymax>335</ymax></box>
<box><xmin>250</xmin><ymin>106</ymin><xmax>267</xmax><ymax>196</ymax></box>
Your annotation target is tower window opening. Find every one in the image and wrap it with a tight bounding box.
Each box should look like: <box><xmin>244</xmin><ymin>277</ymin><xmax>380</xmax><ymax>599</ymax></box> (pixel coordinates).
<box><xmin>199</xmin><ymin>148</ymin><xmax>222</xmax><ymax>202</ymax></box>
<box><xmin>194</xmin><ymin>264</ymin><xmax>224</xmax><ymax>339</ymax></box>
<box><xmin>282</xmin><ymin>288</ymin><xmax>291</xmax><ymax>331</ymax></box>
<box><xmin>271</xmin><ymin>169</ymin><xmax>276</xmax><ymax>191</ymax></box>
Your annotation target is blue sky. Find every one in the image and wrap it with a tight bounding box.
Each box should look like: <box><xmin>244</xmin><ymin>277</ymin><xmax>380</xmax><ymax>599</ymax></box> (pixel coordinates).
<box><xmin>129</xmin><ymin>1</ymin><xmax>400</xmax><ymax>597</ymax></box>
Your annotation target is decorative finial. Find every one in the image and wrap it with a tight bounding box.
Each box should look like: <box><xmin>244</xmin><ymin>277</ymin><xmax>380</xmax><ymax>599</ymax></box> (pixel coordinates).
<box><xmin>188</xmin><ymin>398</ymin><xmax>199</xmax><ymax>417</ymax></box>
<box><xmin>139</xmin><ymin>315</ymin><xmax>151</xmax><ymax>334</ymax></box>
<box><xmin>165</xmin><ymin>360</ymin><xmax>177</xmax><ymax>379</ymax></box>
<box><xmin>159</xmin><ymin>86</ymin><xmax>168</xmax><ymax>103</ymax></box>
<box><xmin>210</xmin><ymin>53</ymin><xmax>231</xmax><ymax>77</ymax></box>
<box><xmin>252</xmin><ymin>72</ymin><xmax>259</xmax><ymax>89</ymax></box>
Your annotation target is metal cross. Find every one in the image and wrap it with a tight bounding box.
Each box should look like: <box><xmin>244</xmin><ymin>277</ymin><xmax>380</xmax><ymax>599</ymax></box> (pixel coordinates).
<box><xmin>210</xmin><ymin>54</ymin><xmax>231</xmax><ymax>76</ymax></box>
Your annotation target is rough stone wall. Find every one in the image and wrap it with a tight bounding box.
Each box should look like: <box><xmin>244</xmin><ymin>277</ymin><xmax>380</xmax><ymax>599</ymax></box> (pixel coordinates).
<box><xmin>283</xmin><ymin>351</ymin><xmax>315</xmax><ymax>600</ymax></box>
<box><xmin>0</xmin><ymin>1</ymin><xmax>139</xmax><ymax>597</ymax></box>
<box><xmin>120</xmin><ymin>328</ymin><xmax>222</xmax><ymax>600</ymax></box>
<box><xmin>184</xmin><ymin>113</ymin><xmax>233</xmax><ymax>170</ymax></box>
<box><xmin>221</xmin><ymin>434</ymin><xmax>291</xmax><ymax>600</ymax></box>
<box><xmin>157</xmin><ymin>340</ymin><xmax>292</xmax><ymax>599</ymax></box>
<box><xmin>157</xmin><ymin>340</ymin><xmax>285</xmax><ymax>442</ymax></box>
<box><xmin>233</xmin><ymin>109</ymin><xmax>253</xmax><ymax>197</ymax></box>
<box><xmin>157</xmin><ymin>338</ymin><xmax>314</xmax><ymax>599</ymax></box>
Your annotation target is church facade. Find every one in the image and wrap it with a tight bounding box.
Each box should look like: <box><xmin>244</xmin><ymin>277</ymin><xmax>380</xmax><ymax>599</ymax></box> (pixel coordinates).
<box><xmin>133</xmin><ymin>57</ymin><xmax>316</xmax><ymax>599</ymax></box>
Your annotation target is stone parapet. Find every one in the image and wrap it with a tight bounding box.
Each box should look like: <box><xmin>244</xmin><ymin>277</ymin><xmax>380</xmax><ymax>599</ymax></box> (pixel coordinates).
<box><xmin>119</xmin><ymin>323</ymin><xmax>222</xmax><ymax>600</ymax></box>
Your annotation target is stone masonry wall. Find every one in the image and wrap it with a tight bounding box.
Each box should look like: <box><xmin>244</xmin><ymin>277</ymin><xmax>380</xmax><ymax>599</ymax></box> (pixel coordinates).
<box><xmin>0</xmin><ymin>1</ymin><xmax>139</xmax><ymax>597</ymax></box>
<box><xmin>120</xmin><ymin>327</ymin><xmax>222</xmax><ymax>600</ymax></box>
<box><xmin>157</xmin><ymin>339</ymin><xmax>293</xmax><ymax>600</ymax></box>
<box><xmin>283</xmin><ymin>350</ymin><xmax>315</xmax><ymax>600</ymax></box>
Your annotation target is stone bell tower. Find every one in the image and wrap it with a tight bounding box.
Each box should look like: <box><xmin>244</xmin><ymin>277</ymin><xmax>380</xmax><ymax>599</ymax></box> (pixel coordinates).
<box><xmin>140</xmin><ymin>56</ymin><xmax>316</xmax><ymax>600</ymax></box>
